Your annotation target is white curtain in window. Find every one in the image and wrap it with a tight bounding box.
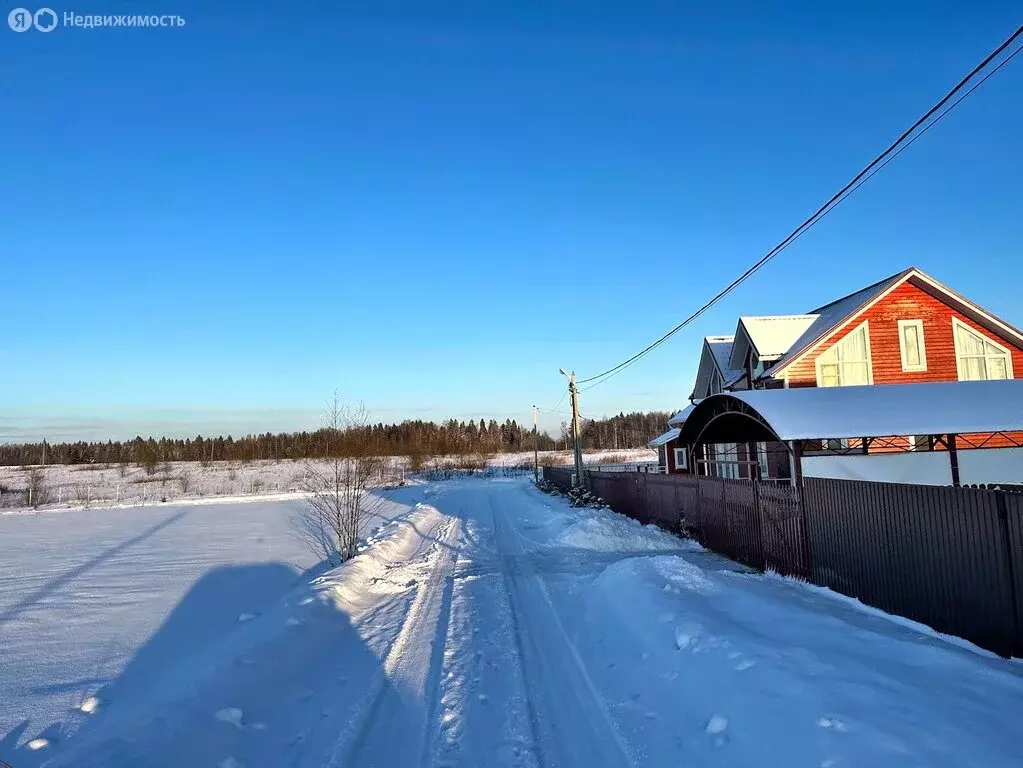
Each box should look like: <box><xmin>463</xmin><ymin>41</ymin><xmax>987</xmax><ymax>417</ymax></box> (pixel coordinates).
<box><xmin>956</xmin><ymin>323</ymin><xmax>1010</xmax><ymax>381</ymax></box>
<box><xmin>902</xmin><ymin>324</ymin><xmax>921</xmax><ymax>367</ymax></box>
<box><xmin>818</xmin><ymin>324</ymin><xmax>870</xmax><ymax>386</ymax></box>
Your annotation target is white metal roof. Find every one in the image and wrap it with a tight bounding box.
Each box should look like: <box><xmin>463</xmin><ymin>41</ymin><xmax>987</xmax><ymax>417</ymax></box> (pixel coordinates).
<box><xmin>725</xmin><ymin>380</ymin><xmax>1023</xmax><ymax>441</ymax></box>
<box><xmin>667</xmin><ymin>403</ymin><xmax>697</xmax><ymax>427</ymax></box>
<box><xmin>648</xmin><ymin>427</ymin><xmax>681</xmax><ymax>447</ymax></box>
<box><xmin>739</xmin><ymin>315</ymin><xmax>819</xmax><ymax>359</ymax></box>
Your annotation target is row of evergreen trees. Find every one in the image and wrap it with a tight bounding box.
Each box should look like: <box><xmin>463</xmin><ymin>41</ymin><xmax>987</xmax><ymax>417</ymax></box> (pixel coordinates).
<box><xmin>0</xmin><ymin>411</ymin><xmax>673</xmax><ymax>466</ymax></box>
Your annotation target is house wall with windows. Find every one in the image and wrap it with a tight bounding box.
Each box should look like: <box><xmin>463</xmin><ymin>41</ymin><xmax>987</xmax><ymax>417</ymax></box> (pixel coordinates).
<box><xmin>782</xmin><ymin>281</ymin><xmax>1023</xmax><ymax>387</ymax></box>
<box><xmin>780</xmin><ymin>281</ymin><xmax>1023</xmax><ymax>451</ymax></box>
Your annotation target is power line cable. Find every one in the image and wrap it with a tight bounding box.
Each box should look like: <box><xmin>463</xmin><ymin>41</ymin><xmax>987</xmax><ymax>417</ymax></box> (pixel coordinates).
<box><xmin>576</xmin><ymin>25</ymin><xmax>1023</xmax><ymax>391</ymax></box>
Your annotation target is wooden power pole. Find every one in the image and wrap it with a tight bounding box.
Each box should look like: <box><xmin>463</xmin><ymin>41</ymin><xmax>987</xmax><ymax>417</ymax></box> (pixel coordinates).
<box><xmin>560</xmin><ymin>369</ymin><xmax>584</xmax><ymax>488</ymax></box>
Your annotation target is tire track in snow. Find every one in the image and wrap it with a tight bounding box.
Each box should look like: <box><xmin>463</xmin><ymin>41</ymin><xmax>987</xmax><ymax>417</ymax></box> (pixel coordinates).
<box><xmin>488</xmin><ymin>492</ymin><xmax>638</xmax><ymax>768</ymax></box>
<box><xmin>428</xmin><ymin>494</ymin><xmax>541</xmax><ymax>768</ymax></box>
<box><xmin>329</xmin><ymin>508</ymin><xmax>461</xmax><ymax>768</ymax></box>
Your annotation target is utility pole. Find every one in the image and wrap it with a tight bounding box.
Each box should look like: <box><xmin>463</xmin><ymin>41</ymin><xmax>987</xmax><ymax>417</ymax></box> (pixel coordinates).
<box><xmin>532</xmin><ymin>405</ymin><xmax>539</xmax><ymax>483</ymax></box>
<box><xmin>560</xmin><ymin>369</ymin><xmax>585</xmax><ymax>488</ymax></box>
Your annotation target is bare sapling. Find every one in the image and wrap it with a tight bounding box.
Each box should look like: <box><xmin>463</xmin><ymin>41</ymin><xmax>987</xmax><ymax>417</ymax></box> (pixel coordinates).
<box><xmin>27</xmin><ymin>467</ymin><xmax>48</xmax><ymax>508</ymax></box>
<box><xmin>300</xmin><ymin>394</ymin><xmax>387</xmax><ymax>565</ymax></box>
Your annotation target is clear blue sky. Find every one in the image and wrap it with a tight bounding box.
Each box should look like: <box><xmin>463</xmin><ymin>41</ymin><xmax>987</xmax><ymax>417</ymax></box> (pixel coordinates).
<box><xmin>2</xmin><ymin>1</ymin><xmax>1021</xmax><ymax>441</ymax></box>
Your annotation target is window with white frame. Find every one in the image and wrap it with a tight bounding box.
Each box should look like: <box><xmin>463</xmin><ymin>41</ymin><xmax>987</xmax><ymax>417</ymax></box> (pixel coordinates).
<box><xmin>715</xmin><ymin>442</ymin><xmax>739</xmax><ymax>479</ymax></box>
<box><xmin>816</xmin><ymin>321</ymin><xmax>873</xmax><ymax>387</ymax></box>
<box><xmin>953</xmin><ymin>318</ymin><xmax>1012</xmax><ymax>381</ymax></box>
<box><xmin>673</xmin><ymin>447</ymin><xmax>688</xmax><ymax>471</ymax></box>
<box><xmin>898</xmin><ymin>319</ymin><xmax>927</xmax><ymax>372</ymax></box>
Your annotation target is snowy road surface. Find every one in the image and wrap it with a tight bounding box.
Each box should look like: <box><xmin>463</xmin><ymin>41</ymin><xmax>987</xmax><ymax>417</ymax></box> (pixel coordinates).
<box><xmin>2</xmin><ymin>478</ymin><xmax>1022</xmax><ymax>767</ymax></box>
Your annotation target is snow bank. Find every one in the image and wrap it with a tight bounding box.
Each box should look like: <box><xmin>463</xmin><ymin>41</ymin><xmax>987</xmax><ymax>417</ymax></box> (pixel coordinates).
<box><xmin>554</xmin><ymin>513</ymin><xmax>687</xmax><ymax>553</ymax></box>
<box><xmin>1</xmin><ymin>495</ymin><xmax>455</xmax><ymax>767</ymax></box>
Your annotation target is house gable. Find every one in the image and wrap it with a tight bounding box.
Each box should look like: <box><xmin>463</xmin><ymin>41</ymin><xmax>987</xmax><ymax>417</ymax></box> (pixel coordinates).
<box><xmin>779</xmin><ymin>279</ymin><xmax>1023</xmax><ymax>387</ymax></box>
<box><xmin>690</xmin><ymin>336</ymin><xmax>741</xmax><ymax>399</ymax></box>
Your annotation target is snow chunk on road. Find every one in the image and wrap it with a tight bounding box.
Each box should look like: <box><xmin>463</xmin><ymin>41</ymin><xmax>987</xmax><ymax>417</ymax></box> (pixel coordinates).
<box><xmin>215</xmin><ymin>707</ymin><xmax>244</xmax><ymax>729</ymax></box>
<box><xmin>79</xmin><ymin>696</ymin><xmax>100</xmax><ymax>714</ymax></box>
<box><xmin>650</xmin><ymin>555</ymin><xmax>717</xmax><ymax>594</ymax></box>
<box><xmin>554</xmin><ymin>512</ymin><xmax>686</xmax><ymax>553</ymax></box>
<box><xmin>705</xmin><ymin>715</ymin><xmax>729</xmax><ymax>734</ymax></box>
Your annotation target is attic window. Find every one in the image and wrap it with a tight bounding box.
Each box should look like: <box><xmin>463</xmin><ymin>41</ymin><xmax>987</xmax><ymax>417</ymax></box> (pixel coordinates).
<box><xmin>815</xmin><ymin>321</ymin><xmax>873</xmax><ymax>387</ymax></box>
<box><xmin>898</xmin><ymin>320</ymin><xmax>927</xmax><ymax>372</ymax></box>
<box><xmin>953</xmin><ymin>318</ymin><xmax>1012</xmax><ymax>381</ymax></box>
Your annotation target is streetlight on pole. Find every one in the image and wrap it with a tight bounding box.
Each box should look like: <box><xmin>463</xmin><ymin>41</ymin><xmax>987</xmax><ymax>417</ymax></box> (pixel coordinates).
<box><xmin>560</xmin><ymin>369</ymin><xmax>584</xmax><ymax>488</ymax></box>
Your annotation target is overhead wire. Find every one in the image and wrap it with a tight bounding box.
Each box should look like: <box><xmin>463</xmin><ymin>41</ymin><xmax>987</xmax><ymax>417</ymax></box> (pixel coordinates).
<box><xmin>575</xmin><ymin>25</ymin><xmax>1023</xmax><ymax>393</ymax></box>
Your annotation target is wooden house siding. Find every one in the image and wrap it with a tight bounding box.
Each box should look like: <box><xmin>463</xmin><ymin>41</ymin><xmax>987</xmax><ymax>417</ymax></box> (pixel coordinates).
<box><xmin>779</xmin><ymin>280</ymin><xmax>1023</xmax><ymax>449</ymax></box>
<box><xmin>783</xmin><ymin>281</ymin><xmax>1023</xmax><ymax>387</ymax></box>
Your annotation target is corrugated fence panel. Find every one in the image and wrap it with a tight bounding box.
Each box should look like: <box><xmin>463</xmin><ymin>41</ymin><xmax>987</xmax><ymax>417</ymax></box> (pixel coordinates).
<box><xmin>803</xmin><ymin>477</ymin><xmax>1018</xmax><ymax>656</ymax></box>
<box><xmin>641</xmin><ymin>473</ymin><xmax>685</xmax><ymax>533</ymax></box>
<box><xmin>547</xmin><ymin>469</ymin><xmax>1023</xmax><ymax>656</ymax></box>
<box><xmin>542</xmin><ymin>467</ymin><xmax>574</xmax><ymax>493</ymax></box>
<box><xmin>758</xmin><ymin>482</ymin><xmax>809</xmax><ymax>578</ymax></box>
<box><xmin>1002</xmin><ymin>493</ymin><xmax>1023</xmax><ymax>657</ymax></box>
<box><xmin>722</xmin><ymin>479</ymin><xmax>764</xmax><ymax>570</ymax></box>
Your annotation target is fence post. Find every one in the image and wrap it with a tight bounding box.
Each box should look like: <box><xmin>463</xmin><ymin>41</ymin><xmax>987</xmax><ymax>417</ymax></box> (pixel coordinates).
<box><xmin>996</xmin><ymin>492</ymin><xmax>1022</xmax><ymax>655</ymax></box>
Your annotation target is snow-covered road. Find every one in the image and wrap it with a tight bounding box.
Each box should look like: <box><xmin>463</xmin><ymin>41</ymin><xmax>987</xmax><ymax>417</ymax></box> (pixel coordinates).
<box><xmin>2</xmin><ymin>477</ymin><xmax>1022</xmax><ymax>767</ymax></box>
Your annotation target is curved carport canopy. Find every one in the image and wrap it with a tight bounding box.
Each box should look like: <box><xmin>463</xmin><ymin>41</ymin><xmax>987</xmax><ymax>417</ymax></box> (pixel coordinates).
<box><xmin>677</xmin><ymin>380</ymin><xmax>1023</xmax><ymax>484</ymax></box>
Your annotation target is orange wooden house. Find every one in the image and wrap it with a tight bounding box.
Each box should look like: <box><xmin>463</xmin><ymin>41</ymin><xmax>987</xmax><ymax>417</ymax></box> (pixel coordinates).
<box><xmin>652</xmin><ymin>267</ymin><xmax>1023</xmax><ymax>480</ymax></box>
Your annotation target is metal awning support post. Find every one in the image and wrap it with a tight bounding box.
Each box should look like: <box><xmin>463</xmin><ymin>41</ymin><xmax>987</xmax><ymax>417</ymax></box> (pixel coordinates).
<box><xmin>788</xmin><ymin>440</ymin><xmax>804</xmax><ymax>488</ymax></box>
<box><xmin>948</xmin><ymin>433</ymin><xmax>961</xmax><ymax>487</ymax></box>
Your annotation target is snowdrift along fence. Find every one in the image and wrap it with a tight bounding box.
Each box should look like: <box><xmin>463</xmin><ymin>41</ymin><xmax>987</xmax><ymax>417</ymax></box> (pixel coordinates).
<box><xmin>583</xmin><ymin>470</ymin><xmax>1023</xmax><ymax>658</ymax></box>
<box><xmin>542</xmin><ymin>467</ymin><xmax>575</xmax><ymax>493</ymax></box>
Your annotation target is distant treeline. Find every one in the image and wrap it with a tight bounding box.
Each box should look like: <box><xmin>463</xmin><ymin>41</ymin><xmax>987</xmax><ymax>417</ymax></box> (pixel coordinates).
<box><xmin>0</xmin><ymin>411</ymin><xmax>673</xmax><ymax>466</ymax></box>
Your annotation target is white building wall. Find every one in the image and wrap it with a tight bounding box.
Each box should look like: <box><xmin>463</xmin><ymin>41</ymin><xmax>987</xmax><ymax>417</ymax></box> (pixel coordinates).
<box><xmin>802</xmin><ymin>452</ymin><xmax>952</xmax><ymax>485</ymax></box>
<box><xmin>802</xmin><ymin>447</ymin><xmax>1023</xmax><ymax>486</ymax></box>
<box><xmin>958</xmin><ymin>447</ymin><xmax>1023</xmax><ymax>486</ymax></box>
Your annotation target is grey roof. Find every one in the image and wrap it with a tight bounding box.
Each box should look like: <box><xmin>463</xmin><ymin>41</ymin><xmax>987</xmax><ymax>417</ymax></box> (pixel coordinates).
<box><xmin>667</xmin><ymin>403</ymin><xmax>698</xmax><ymax>428</ymax></box>
<box><xmin>648</xmin><ymin>427</ymin><xmax>681</xmax><ymax>447</ymax></box>
<box><xmin>765</xmin><ymin>269</ymin><xmax>908</xmax><ymax>378</ymax></box>
<box><xmin>722</xmin><ymin>380</ymin><xmax>1023</xmax><ymax>441</ymax></box>
<box><xmin>690</xmin><ymin>337</ymin><xmax>744</xmax><ymax>400</ymax></box>
<box><xmin>707</xmin><ymin>336</ymin><xmax>740</xmax><ymax>378</ymax></box>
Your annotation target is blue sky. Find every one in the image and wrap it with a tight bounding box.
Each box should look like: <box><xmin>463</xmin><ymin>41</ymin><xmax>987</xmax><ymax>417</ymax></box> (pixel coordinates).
<box><xmin>2</xmin><ymin>1</ymin><xmax>1021</xmax><ymax>441</ymax></box>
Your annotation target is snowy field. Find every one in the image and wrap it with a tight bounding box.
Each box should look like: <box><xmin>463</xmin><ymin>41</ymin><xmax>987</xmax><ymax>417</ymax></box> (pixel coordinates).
<box><xmin>3</xmin><ymin>476</ymin><xmax>1019</xmax><ymax>767</ymax></box>
<box><xmin>0</xmin><ymin>449</ymin><xmax>655</xmax><ymax>513</ymax></box>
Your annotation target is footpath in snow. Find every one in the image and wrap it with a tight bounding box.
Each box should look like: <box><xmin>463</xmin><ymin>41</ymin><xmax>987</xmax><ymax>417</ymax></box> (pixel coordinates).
<box><xmin>2</xmin><ymin>477</ymin><xmax>1022</xmax><ymax>767</ymax></box>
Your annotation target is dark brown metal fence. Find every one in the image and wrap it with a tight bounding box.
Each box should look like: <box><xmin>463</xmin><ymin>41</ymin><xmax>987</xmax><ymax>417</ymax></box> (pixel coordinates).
<box><xmin>542</xmin><ymin>467</ymin><xmax>575</xmax><ymax>494</ymax></box>
<box><xmin>565</xmin><ymin>468</ymin><xmax>1023</xmax><ymax>657</ymax></box>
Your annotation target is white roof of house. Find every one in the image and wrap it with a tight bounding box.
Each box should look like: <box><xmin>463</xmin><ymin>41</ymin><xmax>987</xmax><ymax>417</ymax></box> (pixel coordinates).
<box><xmin>648</xmin><ymin>427</ymin><xmax>681</xmax><ymax>447</ymax></box>
<box><xmin>739</xmin><ymin>315</ymin><xmax>820</xmax><ymax>359</ymax></box>
<box><xmin>667</xmin><ymin>403</ymin><xmax>698</xmax><ymax>428</ymax></box>
<box><xmin>723</xmin><ymin>380</ymin><xmax>1023</xmax><ymax>441</ymax></box>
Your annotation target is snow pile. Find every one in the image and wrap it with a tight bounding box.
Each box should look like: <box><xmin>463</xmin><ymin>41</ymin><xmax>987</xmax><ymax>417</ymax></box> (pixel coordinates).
<box><xmin>0</xmin><ymin>492</ymin><xmax>455</xmax><ymax>767</ymax></box>
<box><xmin>554</xmin><ymin>510</ymin><xmax>690</xmax><ymax>553</ymax></box>
<box><xmin>568</xmin><ymin>546</ymin><xmax>1023</xmax><ymax>767</ymax></box>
